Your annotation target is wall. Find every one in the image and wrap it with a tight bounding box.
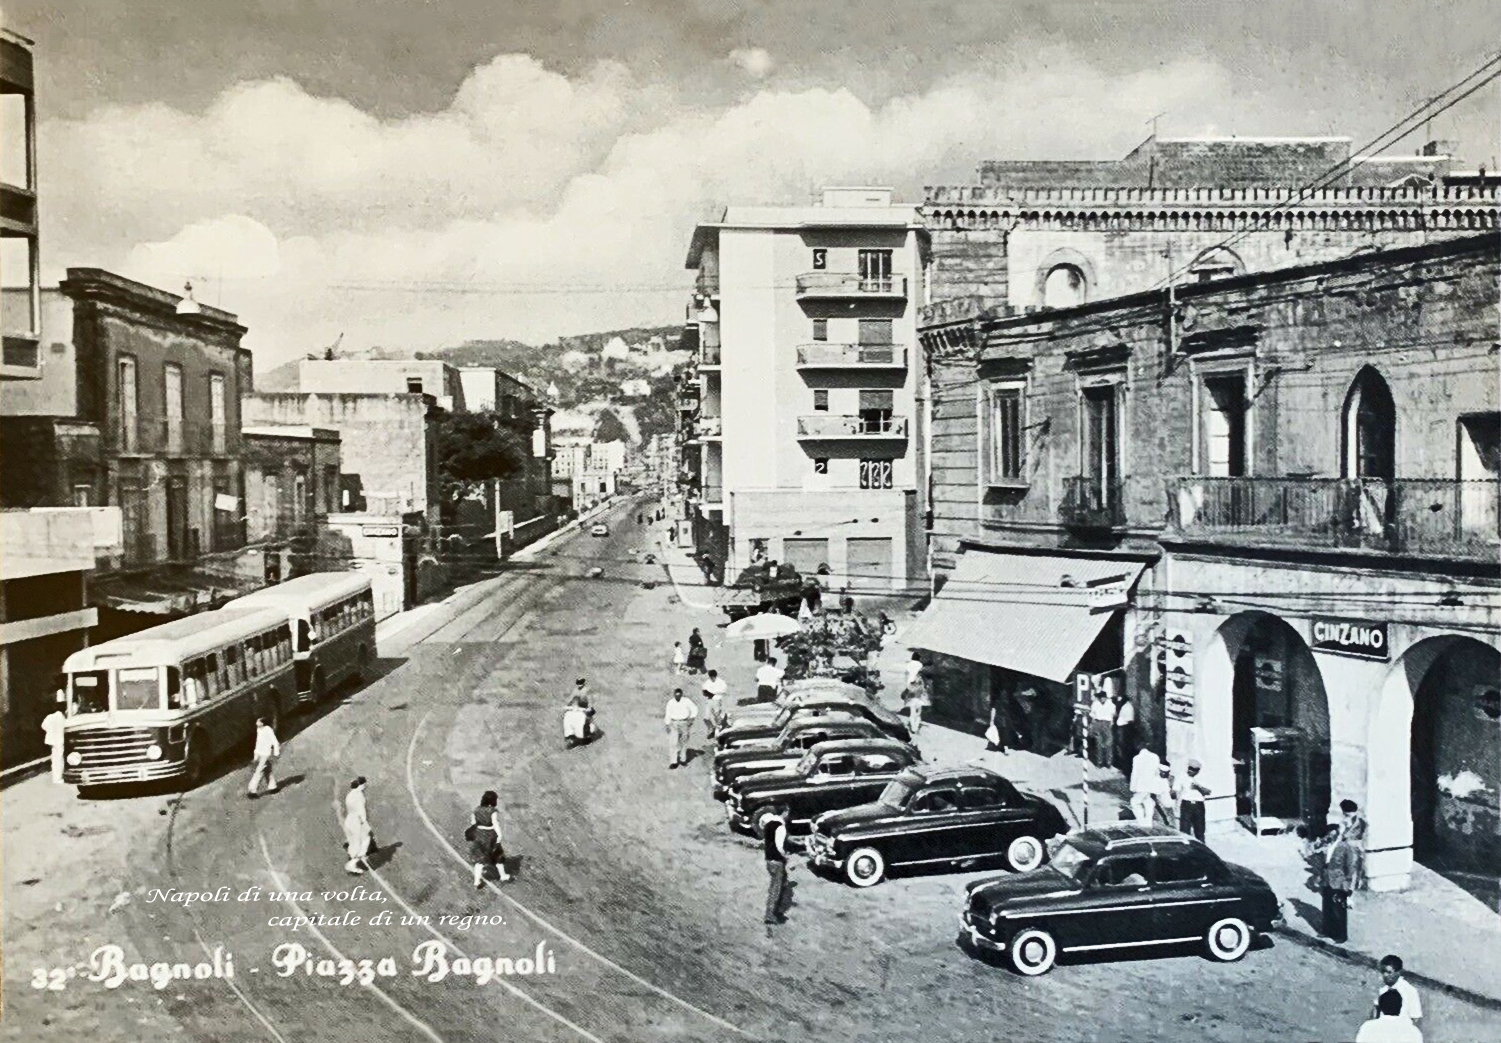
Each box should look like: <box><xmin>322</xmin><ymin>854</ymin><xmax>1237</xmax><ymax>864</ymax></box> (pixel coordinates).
<box><xmin>0</xmin><ymin>289</ymin><xmax>75</xmax><ymax>415</ymax></box>
<box><xmin>299</xmin><ymin>359</ymin><xmax>463</xmax><ymax>411</ymax></box>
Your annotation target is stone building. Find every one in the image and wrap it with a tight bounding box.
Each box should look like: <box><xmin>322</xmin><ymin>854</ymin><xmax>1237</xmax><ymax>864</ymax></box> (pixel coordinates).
<box><xmin>241</xmin><ymin>425</ymin><xmax>343</xmax><ymax>578</ymax></box>
<box><xmin>299</xmin><ymin>357</ymin><xmax>465</xmax><ymax>411</ymax></box>
<box><xmin>911</xmin><ymin>233</ymin><xmax>1499</xmax><ymax>891</ymax></box>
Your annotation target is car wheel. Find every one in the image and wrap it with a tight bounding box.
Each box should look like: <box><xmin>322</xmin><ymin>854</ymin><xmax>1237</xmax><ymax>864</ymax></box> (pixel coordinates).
<box><xmin>844</xmin><ymin>846</ymin><xmax>886</xmax><ymax>888</ymax></box>
<box><xmin>1006</xmin><ymin>834</ymin><xmax>1046</xmax><ymax>873</ymax></box>
<box><xmin>1205</xmin><ymin>917</ymin><xmax>1253</xmax><ymax>962</ymax></box>
<box><xmin>1009</xmin><ymin>926</ymin><xmax>1058</xmax><ymax>976</ymax></box>
<box><xmin>753</xmin><ymin>807</ymin><xmax>784</xmax><ymax>839</ymax></box>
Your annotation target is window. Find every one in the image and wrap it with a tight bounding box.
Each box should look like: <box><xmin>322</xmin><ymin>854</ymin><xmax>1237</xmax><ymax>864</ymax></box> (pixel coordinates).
<box><xmin>813</xmin><ymin>390</ymin><xmax>829</xmax><ymax>413</ymax></box>
<box><xmin>323</xmin><ymin>466</ymin><xmax>338</xmax><ymax>512</ymax></box>
<box><xmin>1155</xmin><ymin>848</ymin><xmax>1218</xmax><ymax>884</ymax></box>
<box><xmin>209</xmin><ymin>373</ymin><xmax>227</xmax><ymax>454</ymax></box>
<box><xmin>1342</xmin><ymin>367</ymin><xmax>1395</xmax><ymax>481</ymax></box>
<box><xmin>958</xmin><ymin>786</ymin><xmax>1003</xmax><ymax>810</ymax></box>
<box><xmin>72</xmin><ymin>484</ymin><xmax>92</xmax><ymax>507</ymax></box>
<box><xmin>858</xmin><ymin>753</ymin><xmax>900</xmax><ymax>773</ymax></box>
<box><xmin>1080</xmin><ymin>384</ymin><xmax>1120</xmax><ymax>487</ymax></box>
<box><xmin>406</xmin><ymin>377</ymin><xmax>424</xmax><ymax>394</ymax></box>
<box><xmin>858</xmin><ymin>319</ymin><xmax>894</xmax><ymax>363</ymax></box>
<box><xmin>1092</xmin><ymin>854</ymin><xmax>1153</xmax><ymax>888</ymax></box>
<box><xmin>811</xmin><ymin>319</ymin><xmax>828</xmax><ymax>342</ymax></box>
<box><xmin>117</xmin><ymin>357</ymin><xmax>139</xmax><ymax>452</ymax></box>
<box><xmin>815</xmin><ymin>755</ymin><xmax>855</xmax><ymax>777</ymax></box>
<box><xmin>164</xmin><ymin>363</ymin><xmax>184</xmax><ymax>454</ymax></box>
<box><xmin>858</xmin><ymin>390</ymin><xmax>894</xmax><ymax>433</ymax></box>
<box><xmin>811</xmin><ymin>248</ymin><xmax>828</xmax><ymax>270</ymax></box>
<box><xmin>115</xmin><ymin>667</ymin><xmax>161</xmax><ymax>711</ymax></box>
<box><xmin>202</xmin><ymin>655</ymin><xmax>221</xmax><ymax>699</ymax></box>
<box><xmin>1043</xmin><ymin>265</ymin><xmax>1087</xmax><ymax>308</ymax></box>
<box><xmin>857</xmin><ymin>249</ymin><xmax>893</xmax><ymax>291</ymax></box>
<box><xmin>859</xmin><ymin>459</ymin><xmax>893</xmax><ymax>489</ymax></box>
<box><xmin>1201</xmin><ymin>373</ymin><xmax>1248</xmax><ymax>477</ymax></box>
<box><xmin>812</xmin><ymin>457</ymin><xmax>829</xmax><ymax>475</ymax></box>
<box><xmin>911</xmin><ymin>788</ymin><xmax>959</xmax><ymax>814</ymax></box>
<box><xmin>226</xmin><ymin>646</ymin><xmax>244</xmax><ymax>688</ymax></box>
<box><xmin>986</xmin><ymin>385</ymin><xmax>1025</xmax><ymax>482</ymax></box>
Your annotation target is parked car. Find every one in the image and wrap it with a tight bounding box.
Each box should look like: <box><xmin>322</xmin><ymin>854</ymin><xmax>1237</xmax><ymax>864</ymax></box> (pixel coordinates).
<box><xmin>590</xmin><ymin>523</ymin><xmax>609</xmax><ymax>537</ymax></box>
<box><xmin>723</xmin><ymin>679</ymin><xmax>868</xmax><ymax>728</ymax></box>
<box><xmin>805</xmin><ymin>764</ymin><xmax>1068</xmax><ymax>887</ymax></box>
<box><xmin>726</xmin><ymin>738</ymin><xmax>920</xmax><ymax>837</ymax></box>
<box><xmin>958</xmin><ymin>824</ymin><xmax>1283</xmax><ymax>976</ymax></box>
<box><xmin>715</xmin><ymin>696</ymin><xmax>910</xmax><ymax>751</ymax></box>
<box><xmin>711</xmin><ymin>714</ymin><xmax>895</xmax><ymax>800</ymax></box>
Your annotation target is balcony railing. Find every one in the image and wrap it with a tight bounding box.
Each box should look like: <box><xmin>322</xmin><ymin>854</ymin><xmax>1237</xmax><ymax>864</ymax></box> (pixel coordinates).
<box><xmin>1061</xmin><ymin>475</ymin><xmax>1126</xmax><ymax>529</ymax></box>
<box><xmin>795</xmin><ymin>272</ymin><xmax>908</xmax><ymax>300</ymax></box>
<box><xmin>796</xmin><ymin>414</ymin><xmax>909</xmax><ymax>439</ymax></box>
<box><xmin>796</xmin><ymin>344</ymin><xmax>907</xmax><ymax>369</ymax></box>
<box><xmin>1170</xmin><ymin>476</ymin><xmax>1501</xmax><ymax>558</ymax></box>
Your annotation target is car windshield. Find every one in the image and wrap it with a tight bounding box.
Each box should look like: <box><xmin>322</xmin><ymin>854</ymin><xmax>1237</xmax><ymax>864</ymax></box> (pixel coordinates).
<box><xmin>878</xmin><ymin>778</ymin><xmax>918</xmax><ymax>809</ymax></box>
<box><xmin>1046</xmin><ymin>839</ymin><xmax>1094</xmax><ymax>882</ymax></box>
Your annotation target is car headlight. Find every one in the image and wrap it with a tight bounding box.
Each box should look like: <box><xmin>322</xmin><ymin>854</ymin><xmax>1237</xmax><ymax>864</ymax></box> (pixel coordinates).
<box><xmin>146</xmin><ymin>744</ymin><xmax>163</xmax><ymax>761</ymax></box>
<box><xmin>66</xmin><ymin>751</ymin><xmax>82</xmax><ymax>766</ymax></box>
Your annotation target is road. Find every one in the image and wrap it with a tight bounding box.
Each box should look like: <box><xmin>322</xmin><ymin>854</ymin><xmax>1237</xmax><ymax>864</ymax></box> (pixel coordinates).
<box><xmin>4</xmin><ymin>496</ymin><xmax>1499</xmax><ymax>1043</ymax></box>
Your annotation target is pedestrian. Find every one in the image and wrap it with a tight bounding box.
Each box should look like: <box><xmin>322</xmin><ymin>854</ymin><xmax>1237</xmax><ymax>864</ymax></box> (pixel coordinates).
<box><xmin>1356</xmin><ymin>985</ymin><xmax>1423</xmax><ymax>1042</ymax></box>
<box><xmin>1374</xmin><ymin>955</ymin><xmax>1423</xmax><ymax>1028</ymax></box>
<box><xmin>664</xmin><ymin>687</ymin><xmax>698</xmax><ymax>768</ymax></box>
<box><xmin>902</xmin><ymin>653</ymin><xmax>928</xmax><ymax>735</ymax></box>
<box><xmin>1297</xmin><ymin>824</ymin><xmax>1329</xmax><ymax>893</ymax></box>
<box><xmin>246</xmin><ymin>716</ymin><xmax>281</xmax><ymax>799</ymax></box>
<box><xmin>1319</xmin><ymin>823</ymin><xmax>1357</xmax><ymax>943</ymax></box>
<box><xmin>42</xmin><ymin>701</ymin><xmax>66</xmax><ymax>784</ymax></box>
<box><xmin>1111</xmin><ymin>692</ymin><xmax>1136</xmax><ymax>770</ymax></box>
<box><xmin>343</xmin><ymin>777</ymin><xmax>374</xmax><ymax>875</ymax></box>
<box><xmin>1128</xmin><ymin>748</ymin><xmax>1169</xmax><ymax>826</ymax></box>
<box><xmin>703</xmin><ymin>678</ymin><xmax>727</xmax><ymax>741</ymax></box>
<box><xmin>802</xmin><ymin>577</ymin><xmax>822</xmax><ymax>615</ymax></box>
<box><xmin>1015</xmin><ymin>685</ymin><xmax>1047</xmax><ymax>752</ymax></box>
<box><xmin>755</xmin><ymin>657</ymin><xmax>784</xmax><ymax>703</ymax></box>
<box><xmin>1340</xmin><ymin>798</ymin><xmax>1370</xmax><ymax>893</ymax></box>
<box><xmin>1088</xmin><ymin>689</ymin><xmax>1115</xmax><ymax>768</ymax></box>
<box><xmin>763</xmin><ymin>809</ymin><xmax>793</xmax><ymax>928</ymax></box>
<box><xmin>467</xmin><ymin>789</ymin><xmax>511</xmax><ymax>888</ymax></box>
<box><xmin>686</xmin><ymin>628</ymin><xmax>707</xmax><ymax>673</ymax></box>
<box><xmin>671</xmin><ymin>641</ymin><xmax>686</xmax><ymax>675</ymax></box>
<box><xmin>701</xmin><ymin>667</ymin><xmax>728</xmax><ymax>712</ymax></box>
<box><xmin>1171</xmin><ymin>759</ymin><xmax>1210</xmax><ymax>841</ymax></box>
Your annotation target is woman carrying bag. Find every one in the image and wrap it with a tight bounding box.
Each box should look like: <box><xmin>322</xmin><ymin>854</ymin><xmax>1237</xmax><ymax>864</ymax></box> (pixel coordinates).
<box><xmin>466</xmin><ymin>790</ymin><xmax>511</xmax><ymax>889</ymax></box>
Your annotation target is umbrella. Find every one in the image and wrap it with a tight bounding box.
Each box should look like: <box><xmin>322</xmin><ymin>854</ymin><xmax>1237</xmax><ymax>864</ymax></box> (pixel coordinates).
<box><xmin>724</xmin><ymin>613</ymin><xmax>801</xmax><ymax>641</ymax></box>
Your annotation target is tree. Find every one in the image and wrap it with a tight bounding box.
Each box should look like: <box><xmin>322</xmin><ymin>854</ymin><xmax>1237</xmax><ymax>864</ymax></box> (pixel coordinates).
<box><xmin>434</xmin><ymin>410</ymin><xmax>530</xmax><ymax>520</ymax></box>
<box><xmin>593</xmin><ymin>409</ymin><xmax>631</xmax><ymax>444</ymax></box>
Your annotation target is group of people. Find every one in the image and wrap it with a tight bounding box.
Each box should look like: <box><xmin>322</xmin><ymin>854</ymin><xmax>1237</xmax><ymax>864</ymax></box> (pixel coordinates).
<box><xmin>672</xmin><ymin>628</ymin><xmax>710</xmax><ymax>675</ymax></box>
<box><xmin>1300</xmin><ymin>798</ymin><xmax>1370</xmax><ymax>945</ymax></box>
<box><xmin>1356</xmin><ymin>956</ymin><xmax>1425</xmax><ymax>1042</ymax></box>
<box><xmin>663</xmin><ymin>665</ymin><xmax>733</xmax><ymax>768</ymax></box>
<box><xmin>1086</xmin><ymin>687</ymin><xmax>1137</xmax><ymax>770</ymax></box>
<box><xmin>1126</xmin><ymin>748</ymin><xmax>1211</xmax><ymax>839</ymax></box>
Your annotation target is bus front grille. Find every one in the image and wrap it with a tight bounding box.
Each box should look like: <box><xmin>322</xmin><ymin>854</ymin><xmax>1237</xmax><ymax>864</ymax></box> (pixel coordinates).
<box><xmin>63</xmin><ymin>726</ymin><xmax>179</xmax><ymax>783</ymax></box>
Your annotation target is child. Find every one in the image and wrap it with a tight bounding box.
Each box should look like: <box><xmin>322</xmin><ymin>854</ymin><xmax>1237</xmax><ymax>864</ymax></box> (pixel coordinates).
<box><xmin>671</xmin><ymin>641</ymin><xmax>686</xmax><ymax>674</ymax></box>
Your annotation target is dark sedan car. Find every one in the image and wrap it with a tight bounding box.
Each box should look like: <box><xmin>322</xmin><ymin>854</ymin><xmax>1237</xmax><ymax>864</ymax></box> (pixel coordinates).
<box><xmin>726</xmin><ymin>738</ymin><xmax>921</xmax><ymax>836</ymax></box>
<box><xmin>805</xmin><ymin>764</ymin><xmax>1069</xmax><ymax>887</ymax></box>
<box><xmin>714</xmin><ymin>696</ymin><xmax>910</xmax><ymax>751</ymax></box>
<box><xmin>958</xmin><ymin>824</ymin><xmax>1284</xmax><ymax>976</ymax></box>
<box><xmin>711</xmin><ymin>715</ymin><xmax>895</xmax><ymax>800</ymax></box>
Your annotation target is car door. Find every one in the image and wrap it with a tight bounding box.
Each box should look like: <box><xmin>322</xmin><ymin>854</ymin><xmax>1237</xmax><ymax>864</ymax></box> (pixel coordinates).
<box><xmin>795</xmin><ymin>752</ymin><xmax>863</xmax><ymax>824</ymax></box>
<box><xmin>1061</xmin><ymin>853</ymin><xmax>1160</xmax><ymax>951</ymax></box>
<box><xmin>954</xmin><ymin>784</ymin><xmax>1014</xmax><ymax>859</ymax></box>
<box><xmin>1151</xmin><ymin>846</ymin><xmax>1239</xmax><ymax>942</ymax></box>
<box><xmin>888</xmin><ymin>786</ymin><xmax>965</xmax><ymax>867</ymax></box>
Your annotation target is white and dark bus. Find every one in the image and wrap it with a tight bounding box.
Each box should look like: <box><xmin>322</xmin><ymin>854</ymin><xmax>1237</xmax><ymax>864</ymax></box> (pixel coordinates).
<box><xmin>60</xmin><ymin>607</ymin><xmax>297</xmax><ymax>788</ymax></box>
<box><xmin>226</xmin><ymin>572</ymin><xmax>376</xmax><ymax>705</ymax></box>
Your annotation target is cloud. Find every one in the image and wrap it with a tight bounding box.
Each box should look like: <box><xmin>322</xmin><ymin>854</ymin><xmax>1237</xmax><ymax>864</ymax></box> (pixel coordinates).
<box><xmin>727</xmin><ymin>47</ymin><xmax>774</xmax><ymax>78</ymax></box>
<box><xmin>38</xmin><ymin>45</ymin><xmax>1249</xmax><ymax>363</ymax></box>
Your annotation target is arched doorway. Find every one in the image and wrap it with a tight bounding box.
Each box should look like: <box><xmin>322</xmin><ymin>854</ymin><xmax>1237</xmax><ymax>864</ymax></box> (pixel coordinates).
<box><xmin>1222</xmin><ymin>612</ymin><xmax>1332</xmax><ymax>831</ymax></box>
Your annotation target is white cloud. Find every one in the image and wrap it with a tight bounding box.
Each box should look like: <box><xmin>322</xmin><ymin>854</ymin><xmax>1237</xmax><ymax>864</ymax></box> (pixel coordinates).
<box><xmin>727</xmin><ymin>47</ymin><xmax>775</xmax><ymax>79</ymax></box>
<box><xmin>38</xmin><ymin>45</ymin><xmax>1248</xmax><ymax>364</ymax></box>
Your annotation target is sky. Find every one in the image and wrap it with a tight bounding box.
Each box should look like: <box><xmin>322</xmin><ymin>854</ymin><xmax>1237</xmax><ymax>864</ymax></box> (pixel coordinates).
<box><xmin>8</xmin><ymin>0</ymin><xmax>1500</xmax><ymax>366</ymax></box>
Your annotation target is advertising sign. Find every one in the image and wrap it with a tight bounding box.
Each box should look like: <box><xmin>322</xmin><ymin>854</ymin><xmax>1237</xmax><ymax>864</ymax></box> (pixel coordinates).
<box><xmin>1311</xmin><ymin>617</ymin><xmax>1390</xmax><ymax>661</ymax></box>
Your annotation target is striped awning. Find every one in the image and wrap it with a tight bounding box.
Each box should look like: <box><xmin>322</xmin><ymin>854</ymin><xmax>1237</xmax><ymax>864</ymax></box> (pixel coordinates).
<box><xmin>900</xmin><ymin>551</ymin><xmax>1145</xmax><ymax>683</ymax></box>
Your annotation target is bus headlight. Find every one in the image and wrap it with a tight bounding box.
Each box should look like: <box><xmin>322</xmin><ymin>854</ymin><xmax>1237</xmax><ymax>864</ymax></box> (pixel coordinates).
<box><xmin>146</xmin><ymin>744</ymin><xmax>163</xmax><ymax>761</ymax></box>
<box><xmin>66</xmin><ymin>751</ymin><xmax>82</xmax><ymax>766</ymax></box>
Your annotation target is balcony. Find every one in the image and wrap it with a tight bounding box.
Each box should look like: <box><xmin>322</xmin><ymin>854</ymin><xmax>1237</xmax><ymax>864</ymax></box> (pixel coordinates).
<box><xmin>1060</xmin><ymin>476</ymin><xmax>1126</xmax><ymax>530</ymax></box>
<box><xmin>796</xmin><ymin>414</ymin><xmax>908</xmax><ymax>440</ymax></box>
<box><xmin>796</xmin><ymin>344</ymin><xmax>907</xmax><ymax>370</ymax></box>
<box><xmin>795</xmin><ymin>272</ymin><xmax>908</xmax><ymax>301</ymax></box>
<box><xmin>1170</xmin><ymin>476</ymin><xmax>1501</xmax><ymax>559</ymax></box>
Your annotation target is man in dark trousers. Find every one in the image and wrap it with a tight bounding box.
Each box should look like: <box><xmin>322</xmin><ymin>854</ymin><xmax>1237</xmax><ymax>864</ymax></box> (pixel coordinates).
<box><xmin>1320</xmin><ymin>823</ymin><xmax>1358</xmax><ymax>944</ymax></box>
<box><xmin>763</xmin><ymin>810</ymin><xmax>793</xmax><ymax>928</ymax></box>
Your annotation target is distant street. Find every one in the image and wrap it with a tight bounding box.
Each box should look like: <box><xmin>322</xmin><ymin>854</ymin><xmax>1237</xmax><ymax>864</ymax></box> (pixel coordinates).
<box><xmin>4</xmin><ymin>496</ymin><xmax>1499</xmax><ymax>1043</ymax></box>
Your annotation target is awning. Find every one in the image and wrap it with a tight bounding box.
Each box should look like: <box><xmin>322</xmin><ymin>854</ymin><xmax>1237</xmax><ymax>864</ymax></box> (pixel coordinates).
<box><xmin>900</xmin><ymin>551</ymin><xmax>1146</xmax><ymax>683</ymax></box>
<box><xmin>91</xmin><ymin>567</ymin><xmax>260</xmax><ymax>616</ymax></box>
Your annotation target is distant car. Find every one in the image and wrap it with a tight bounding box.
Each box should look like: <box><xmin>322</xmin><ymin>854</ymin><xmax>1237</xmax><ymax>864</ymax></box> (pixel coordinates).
<box><xmin>590</xmin><ymin>523</ymin><xmax>609</xmax><ymax>537</ymax></box>
<box><xmin>715</xmin><ymin>696</ymin><xmax>910</xmax><ymax>751</ymax></box>
<box><xmin>711</xmin><ymin>714</ymin><xmax>894</xmax><ymax>800</ymax></box>
<box><xmin>726</xmin><ymin>738</ymin><xmax>921</xmax><ymax>837</ymax></box>
<box><xmin>959</xmin><ymin>824</ymin><xmax>1283</xmax><ymax>976</ymax></box>
<box><xmin>805</xmin><ymin>764</ymin><xmax>1069</xmax><ymax>888</ymax></box>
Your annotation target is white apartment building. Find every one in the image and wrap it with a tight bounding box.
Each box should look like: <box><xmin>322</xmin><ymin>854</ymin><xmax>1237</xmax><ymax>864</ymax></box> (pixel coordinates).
<box><xmin>684</xmin><ymin>187</ymin><xmax>928</xmax><ymax>591</ymax></box>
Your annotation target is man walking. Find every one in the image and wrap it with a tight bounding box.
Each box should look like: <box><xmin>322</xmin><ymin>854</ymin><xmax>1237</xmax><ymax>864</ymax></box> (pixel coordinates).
<box><xmin>1171</xmin><ymin>759</ymin><xmax>1210</xmax><ymax>841</ymax></box>
<box><xmin>1087</xmin><ymin>689</ymin><xmax>1115</xmax><ymax>768</ymax></box>
<box><xmin>755</xmin><ymin>657</ymin><xmax>784</xmax><ymax>704</ymax></box>
<box><xmin>1320</xmin><ymin>823</ymin><xmax>1357</xmax><ymax>944</ymax></box>
<box><xmin>664</xmin><ymin>688</ymin><xmax>698</xmax><ymax>769</ymax></box>
<box><xmin>42</xmin><ymin>697</ymin><xmax>66</xmax><ymax>784</ymax></box>
<box><xmin>763</xmin><ymin>809</ymin><xmax>793</xmax><ymax>928</ymax></box>
<box><xmin>701</xmin><ymin>668</ymin><xmax>728</xmax><ymax>711</ymax></box>
<box><xmin>1129</xmin><ymin>747</ymin><xmax>1170</xmax><ymax>826</ymax></box>
<box><xmin>903</xmin><ymin>653</ymin><xmax>929</xmax><ymax>735</ymax></box>
<box><xmin>246</xmin><ymin>716</ymin><xmax>281</xmax><ymax>799</ymax></box>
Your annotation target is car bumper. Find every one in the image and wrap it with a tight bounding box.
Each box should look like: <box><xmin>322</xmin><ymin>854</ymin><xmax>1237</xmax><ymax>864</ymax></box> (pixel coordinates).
<box><xmin>712</xmin><ymin>782</ymin><xmax>730</xmax><ymax>802</ymax></box>
<box><xmin>958</xmin><ymin>912</ymin><xmax>1006</xmax><ymax>953</ymax></box>
<box><xmin>806</xmin><ymin>841</ymin><xmax>840</xmax><ymax>869</ymax></box>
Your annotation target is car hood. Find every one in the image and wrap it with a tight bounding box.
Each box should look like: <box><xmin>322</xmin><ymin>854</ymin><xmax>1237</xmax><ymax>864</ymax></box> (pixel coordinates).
<box><xmin>967</xmin><ymin>867</ymin><xmax>1081</xmax><ymax>907</ymax></box>
<box><xmin>814</xmin><ymin>801</ymin><xmax>902</xmax><ymax>834</ymax></box>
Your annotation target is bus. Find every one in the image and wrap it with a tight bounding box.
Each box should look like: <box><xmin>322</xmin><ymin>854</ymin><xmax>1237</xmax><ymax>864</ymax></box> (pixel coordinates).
<box><xmin>60</xmin><ymin>607</ymin><xmax>297</xmax><ymax>788</ymax></box>
<box><xmin>226</xmin><ymin>572</ymin><xmax>376</xmax><ymax>706</ymax></box>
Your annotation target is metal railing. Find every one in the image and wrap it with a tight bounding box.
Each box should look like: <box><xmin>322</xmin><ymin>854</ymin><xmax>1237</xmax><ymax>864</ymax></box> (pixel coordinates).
<box><xmin>1060</xmin><ymin>475</ymin><xmax>1125</xmax><ymax>529</ymax></box>
<box><xmin>1170</xmin><ymin>476</ymin><xmax>1501</xmax><ymax>557</ymax></box>
<box><xmin>796</xmin><ymin>344</ymin><xmax>906</xmax><ymax>367</ymax></box>
<box><xmin>796</xmin><ymin>414</ymin><xmax>909</xmax><ymax>438</ymax></box>
<box><xmin>794</xmin><ymin>272</ymin><xmax>908</xmax><ymax>298</ymax></box>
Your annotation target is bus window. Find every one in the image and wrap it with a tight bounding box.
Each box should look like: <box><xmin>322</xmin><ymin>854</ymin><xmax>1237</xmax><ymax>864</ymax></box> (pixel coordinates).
<box><xmin>166</xmin><ymin>667</ymin><xmax>186</xmax><ymax>710</ymax></box>
<box><xmin>209</xmin><ymin>653</ymin><xmax>226</xmax><ymax>696</ymax></box>
<box><xmin>71</xmin><ymin>672</ymin><xmax>110</xmax><ymax>714</ymax></box>
<box><xmin>184</xmin><ymin>659</ymin><xmax>205</xmax><ymax>705</ymax></box>
<box><xmin>298</xmin><ymin>619</ymin><xmax>312</xmax><ymax>652</ymax></box>
<box><xmin>116</xmin><ymin>667</ymin><xmax>162</xmax><ymax>711</ymax></box>
<box><xmin>278</xmin><ymin>626</ymin><xmax>292</xmax><ymax>664</ymax></box>
<box><xmin>253</xmin><ymin>635</ymin><xmax>268</xmax><ymax>675</ymax></box>
<box><xmin>227</xmin><ymin>647</ymin><xmax>244</xmax><ymax>688</ymax></box>
<box><xmin>362</xmin><ymin>591</ymin><xmax>373</xmax><ymax>618</ymax></box>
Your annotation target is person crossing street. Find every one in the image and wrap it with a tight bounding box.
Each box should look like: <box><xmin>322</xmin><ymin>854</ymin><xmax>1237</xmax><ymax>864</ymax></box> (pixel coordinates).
<box><xmin>246</xmin><ymin>716</ymin><xmax>281</xmax><ymax>799</ymax></box>
<box><xmin>664</xmin><ymin>688</ymin><xmax>698</xmax><ymax>769</ymax></box>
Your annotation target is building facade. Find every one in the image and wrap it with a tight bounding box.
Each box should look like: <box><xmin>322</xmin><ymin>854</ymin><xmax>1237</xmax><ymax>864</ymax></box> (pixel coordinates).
<box><xmin>683</xmin><ymin>187</ymin><xmax>929</xmax><ymax>590</ymax></box>
<box><xmin>914</xmin><ymin>234</ymin><xmax>1500</xmax><ymax>892</ymax></box>
<box><xmin>241</xmin><ymin>425</ymin><xmax>343</xmax><ymax>578</ymax></box>
<box><xmin>299</xmin><ymin>358</ymin><xmax>465</xmax><ymax>411</ymax></box>
<box><xmin>1</xmin><ymin>28</ymin><xmax>41</xmax><ymax>380</ymax></box>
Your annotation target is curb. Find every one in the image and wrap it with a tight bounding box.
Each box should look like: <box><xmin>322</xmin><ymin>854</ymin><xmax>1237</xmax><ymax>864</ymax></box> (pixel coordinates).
<box><xmin>0</xmin><ymin>756</ymin><xmax>48</xmax><ymax>789</ymax></box>
<box><xmin>1273</xmin><ymin>926</ymin><xmax>1501</xmax><ymax>1012</ymax></box>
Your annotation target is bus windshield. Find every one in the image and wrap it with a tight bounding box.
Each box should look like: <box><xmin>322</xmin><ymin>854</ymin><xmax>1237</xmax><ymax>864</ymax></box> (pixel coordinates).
<box><xmin>70</xmin><ymin>672</ymin><xmax>110</xmax><ymax>715</ymax></box>
<box><xmin>115</xmin><ymin>667</ymin><xmax>162</xmax><ymax>711</ymax></box>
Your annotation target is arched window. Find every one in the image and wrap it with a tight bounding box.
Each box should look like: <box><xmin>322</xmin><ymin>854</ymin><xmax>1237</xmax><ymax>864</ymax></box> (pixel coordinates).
<box><xmin>1189</xmin><ymin>246</ymin><xmax>1244</xmax><ymax>283</ymax></box>
<box><xmin>1343</xmin><ymin>367</ymin><xmax>1396</xmax><ymax>480</ymax></box>
<box><xmin>1042</xmin><ymin>264</ymin><xmax>1087</xmax><ymax>308</ymax></box>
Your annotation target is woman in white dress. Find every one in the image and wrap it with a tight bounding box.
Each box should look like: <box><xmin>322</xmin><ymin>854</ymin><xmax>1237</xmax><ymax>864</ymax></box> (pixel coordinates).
<box><xmin>343</xmin><ymin>776</ymin><xmax>374</xmax><ymax>875</ymax></box>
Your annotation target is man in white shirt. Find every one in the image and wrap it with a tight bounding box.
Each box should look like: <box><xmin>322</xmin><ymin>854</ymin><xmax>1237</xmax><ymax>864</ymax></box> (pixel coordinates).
<box><xmin>664</xmin><ymin>688</ymin><xmax>699</xmax><ymax>769</ymax></box>
<box><xmin>1111</xmin><ymin>693</ymin><xmax>1137</xmax><ymax>770</ymax></box>
<box><xmin>1171</xmin><ymin>759</ymin><xmax>1210</xmax><ymax>841</ymax></box>
<box><xmin>1087</xmin><ymin>691</ymin><xmax>1115</xmax><ymax>768</ymax></box>
<box><xmin>1128</xmin><ymin>748</ymin><xmax>1170</xmax><ymax>826</ymax></box>
<box><xmin>43</xmin><ymin>692</ymin><xmax>67</xmax><ymax>783</ymax></box>
<box><xmin>755</xmin><ymin>657</ymin><xmax>784</xmax><ymax>703</ymax></box>
<box><xmin>903</xmin><ymin>653</ymin><xmax>930</xmax><ymax>735</ymax></box>
<box><xmin>1375</xmin><ymin>956</ymin><xmax>1423</xmax><ymax>1027</ymax></box>
<box><xmin>1355</xmin><ymin>987</ymin><xmax>1423</xmax><ymax>1042</ymax></box>
<box><xmin>247</xmin><ymin>717</ymin><xmax>281</xmax><ymax>798</ymax></box>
